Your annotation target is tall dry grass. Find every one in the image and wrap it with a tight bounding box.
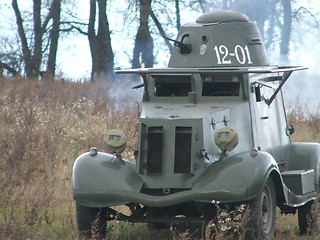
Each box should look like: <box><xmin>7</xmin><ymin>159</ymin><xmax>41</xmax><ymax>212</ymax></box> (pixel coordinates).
<box><xmin>0</xmin><ymin>76</ymin><xmax>140</xmax><ymax>239</ymax></box>
<box><xmin>0</xmin><ymin>76</ymin><xmax>319</xmax><ymax>239</ymax></box>
<box><xmin>287</xmin><ymin>102</ymin><xmax>320</xmax><ymax>143</ymax></box>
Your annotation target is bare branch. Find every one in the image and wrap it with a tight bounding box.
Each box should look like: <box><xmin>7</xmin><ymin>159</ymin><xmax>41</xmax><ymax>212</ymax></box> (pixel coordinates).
<box><xmin>293</xmin><ymin>6</ymin><xmax>320</xmax><ymax>27</ymax></box>
<box><xmin>0</xmin><ymin>60</ymin><xmax>19</xmax><ymax>76</ymax></box>
<box><xmin>60</xmin><ymin>25</ymin><xmax>88</xmax><ymax>35</ymax></box>
<box><xmin>149</xmin><ymin>9</ymin><xmax>173</xmax><ymax>52</ymax></box>
<box><xmin>60</xmin><ymin>21</ymin><xmax>88</xmax><ymax>27</ymax></box>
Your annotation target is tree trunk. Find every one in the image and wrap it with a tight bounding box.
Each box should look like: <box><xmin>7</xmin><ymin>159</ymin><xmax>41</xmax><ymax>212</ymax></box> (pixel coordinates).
<box><xmin>88</xmin><ymin>0</ymin><xmax>114</xmax><ymax>81</ymax></box>
<box><xmin>198</xmin><ymin>0</ymin><xmax>207</xmax><ymax>13</ymax></box>
<box><xmin>32</xmin><ymin>0</ymin><xmax>43</xmax><ymax>78</ymax></box>
<box><xmin>12</xmin><ymin>0</ymin><xmax>59</xmax><ymax>79</ymax></box>
<box><xmin>280</xmin><ymin>0</ymin><xmax>292</xmax><ymax>63</ymax></box>
<box><xmin>264</xmin><ymin>7</ymin><xmax>276</xmax><ymax>50</ymax></box>
<box><xmin>230</xmin><ymin>0</ymin><xmax>269</xmax><ymax>38</ymax></box>
<box><xmin>132</xmin><ymin>0</ymin><xmax>154</xmax><ymax>68</ymax></box>
<box><xmin>175</xmin><ymin>0</ymin><xmax>181</xmax><ymax>30</ymax></box>
<box><xmin>12</xmin><ymin>0</ymin><xmax>33</xmax><ymax>77</ymax></box>
<box><xmin>222</xmin><ymin>0</ymin><xmax>230</xmax><ymax>9</ymax></box>
<box><xmin>45</xmin><ymin>0</ymin><xmax>61</xmax><ymax>80</ymax></box>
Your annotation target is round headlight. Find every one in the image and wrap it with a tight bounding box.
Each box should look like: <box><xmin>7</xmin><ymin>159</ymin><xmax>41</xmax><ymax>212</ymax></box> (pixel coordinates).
<box><xmin>104</xmin><ymin>129</ymin><xmax>127</xmax><ymax>154</ymax></box>
<box><xmin>214</xmin><ymin>126</ymin><xmax>239</xmax><ymax>152</ymax></box>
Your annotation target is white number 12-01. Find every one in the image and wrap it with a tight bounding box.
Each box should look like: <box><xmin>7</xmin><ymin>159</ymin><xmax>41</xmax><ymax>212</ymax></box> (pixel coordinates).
<box><xmin>213</xmin><ymin>45</ymin><xmax>252</xmax><ymax>65</ymax></box>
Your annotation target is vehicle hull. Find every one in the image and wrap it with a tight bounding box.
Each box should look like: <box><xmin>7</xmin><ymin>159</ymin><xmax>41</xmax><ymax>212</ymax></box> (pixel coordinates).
<box><xmin>72</xmin><ymin>151</ymin><xmax>278</xmax><ymax>208</ymax></box>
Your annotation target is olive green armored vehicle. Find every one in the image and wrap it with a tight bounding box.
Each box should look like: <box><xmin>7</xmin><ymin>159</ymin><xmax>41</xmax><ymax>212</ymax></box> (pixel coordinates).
<box><xmin>72</xmin><ymin>10</ymin><xmax>320</xmax><ymax>239</ymax></box>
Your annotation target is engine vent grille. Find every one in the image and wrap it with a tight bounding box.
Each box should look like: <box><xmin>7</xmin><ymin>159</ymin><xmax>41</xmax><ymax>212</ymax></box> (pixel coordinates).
<box><xmin>146</xmin><ymin>127</ymin><xmax>163</xmax><ymax>173</ymax></box>
<box><xmin>174</xmin><ymin>127</ymin><xmax>192</xmax><ymax>173</ymax></box>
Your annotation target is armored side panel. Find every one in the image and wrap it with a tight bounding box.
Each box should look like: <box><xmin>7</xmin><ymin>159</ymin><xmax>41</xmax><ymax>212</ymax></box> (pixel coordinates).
<box><xmin>168</xmin><ymin>10</ymin><xmax>269</xmax><ymax>68</ymax></box>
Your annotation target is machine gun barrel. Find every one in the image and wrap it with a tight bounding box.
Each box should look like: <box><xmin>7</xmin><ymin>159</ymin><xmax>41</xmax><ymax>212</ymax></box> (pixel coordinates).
<box><xmin>163</xmin><ymin>36</ymin><xmax>191</xmax><ymax>53</ymax></box>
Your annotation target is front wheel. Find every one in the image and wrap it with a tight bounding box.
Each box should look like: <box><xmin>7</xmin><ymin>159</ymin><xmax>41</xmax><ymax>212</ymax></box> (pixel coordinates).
<box><xmin>298</xmin><ymin>197</ymin><xmax>320</xmax><ymax>235</ymax></box>
<box><xmin>76</xmin><ymin>202</ymin><xmax>108</xmax><ymax>239</ymax></box>
<box><xmin>244</xmin><ymin>177</ymin><xmax>276</xmax><ymax>240</ymax></box>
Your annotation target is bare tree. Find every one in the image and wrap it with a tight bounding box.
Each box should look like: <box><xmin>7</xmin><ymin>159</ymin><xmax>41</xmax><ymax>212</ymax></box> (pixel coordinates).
<box><xmin>88</xmin><ymin>0</ymin><xmax>114</xmax><ymax>81</ymax></box>
<box><xmin>132</xmin><ymin>0</ymin><xmax>154</xmax><ymax>68</ymax></box>
<box><xmin>12</xmin><ymin>0</ymin><xmax>62</xmax><ymax>79</ymax></box>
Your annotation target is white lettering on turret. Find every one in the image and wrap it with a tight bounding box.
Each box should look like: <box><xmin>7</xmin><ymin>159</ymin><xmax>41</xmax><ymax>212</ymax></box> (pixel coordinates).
<box><xmin>214</xmin><ymin>45</ymin><xmax>253</xmax><ymax>65</ymax></box>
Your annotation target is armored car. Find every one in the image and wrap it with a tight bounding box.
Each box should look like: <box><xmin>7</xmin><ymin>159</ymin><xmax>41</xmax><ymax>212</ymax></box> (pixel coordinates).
<box><xmin>72</xmin><ymin>10</ymin><xmax>320</xmax><ymax>239</ymax></box>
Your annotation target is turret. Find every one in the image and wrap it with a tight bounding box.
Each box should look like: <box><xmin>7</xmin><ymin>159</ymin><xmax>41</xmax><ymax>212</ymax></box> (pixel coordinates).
<box><xmin>168</xmin><ymin>10</ymin><xmax>269</xmax><ymax>68</ymax></box>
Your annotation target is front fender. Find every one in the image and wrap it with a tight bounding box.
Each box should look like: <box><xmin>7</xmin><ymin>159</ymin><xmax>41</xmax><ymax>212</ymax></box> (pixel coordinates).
<box><xmin>72</xmin><ymin>151</ymin><xmax>279</xmax><ymax>208</ymax></box>
<box><xmin>193</xmin><ymin>151</ymin><xmax>279</xmax><ymax>202</ymax></box>
<box><xmin>72</xmin><ymin>152</ymin><xmax>143</xmax><ymax>207</ymax></box>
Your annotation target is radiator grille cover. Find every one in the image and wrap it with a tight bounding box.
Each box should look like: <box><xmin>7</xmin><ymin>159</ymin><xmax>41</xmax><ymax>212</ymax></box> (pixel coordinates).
<box><xmin>174</xmin><ymin>127</ymin><xmax>192</xmax><ymax>173</ymax></box>
<box><xmin>146</xmin><ymin>127</ymin><xmax>163</xmax><ymax>173</ymax></box>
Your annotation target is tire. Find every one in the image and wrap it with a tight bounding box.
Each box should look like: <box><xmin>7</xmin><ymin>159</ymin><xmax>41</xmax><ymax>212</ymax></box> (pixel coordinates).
<box><xmin>298</xmin><ymin>197</ymin><xmax>320</xmax><ymax>235</ymax></box>
<box><xmin>244</xmin><ymin>178</ymin><xmax>276</xmax><ymax>240</ymax></box>
<box><xmin>76</xmin><ymin>202</ymin><xmax>108</xmax><ymax>239</ymax></box>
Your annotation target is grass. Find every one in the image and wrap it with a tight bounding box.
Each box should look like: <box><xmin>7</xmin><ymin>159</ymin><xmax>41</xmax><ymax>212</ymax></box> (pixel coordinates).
<box><xmin>0</xmin><ymin>76</ymin><xmax>139</xmax><ymax>239</ymax></box>
<box><xmin>0</xmin><ymin>76</ymin><xmax>320</xmax><ymax>239</ymax></box>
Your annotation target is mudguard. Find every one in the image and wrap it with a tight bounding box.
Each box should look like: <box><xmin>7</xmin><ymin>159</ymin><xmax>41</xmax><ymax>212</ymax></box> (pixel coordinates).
<box><xmin>193</xmin><ymin>151</ymin><xmax>278</xmax><ymax>202</ymax></box>
<box><xmin>72</xmin><ymin>151</ymin><xmax>278</xmax><ymax>207</ymax></box>
<box><xmin>72</xmin><ymin>152</ymin><xmax>144</xmax><ymax>207</ymax></box>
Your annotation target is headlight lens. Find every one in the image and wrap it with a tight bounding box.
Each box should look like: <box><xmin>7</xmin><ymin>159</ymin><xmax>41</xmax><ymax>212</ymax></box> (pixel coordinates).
<box><xmin>104</xmin><ymin>129</ymin><xmax>127</xmax><ymax>154</ymax></box>
<box><xmin>214</xmin><ymin>126</ymin><xmax>239</xmax><ymax>152</ymax></box>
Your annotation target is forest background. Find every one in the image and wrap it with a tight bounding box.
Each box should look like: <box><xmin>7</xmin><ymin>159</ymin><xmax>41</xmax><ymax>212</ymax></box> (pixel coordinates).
<box><xmin>0</xmin><ymin>0</ymin><xmax>320</xmax><ymax>104</ymax></box>
<box><xmin>1</xmin><ymin>0</ymin><xmax>320</xmax><ymax>239</ymax></box>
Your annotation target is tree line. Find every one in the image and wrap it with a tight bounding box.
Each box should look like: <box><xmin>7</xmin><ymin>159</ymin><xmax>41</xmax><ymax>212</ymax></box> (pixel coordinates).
<box><xmin>0</xmin><ymin>0</ymin><xmax>319</xmax><ymax>81</ymax></box>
